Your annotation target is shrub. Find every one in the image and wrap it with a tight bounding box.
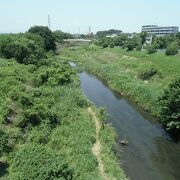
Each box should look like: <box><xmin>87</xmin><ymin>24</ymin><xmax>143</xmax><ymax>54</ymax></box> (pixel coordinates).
<box><xmin>159</xmin><ymin>78</ymin><xmax>180</xmax><ymax>136</ymax></box>
<box><xmin>101</xmin><ymin>42</ymin><xmax>108</xmax><ymax>49</ymax></box>
<box><xmin>8</xmin><ymin>144</ymin><xmax>73</xmax><ymax>180</ymax></box>
<box><xmin>125</xmin><ymin>42</ymin><xmax>134</xmax><ymax>51</ymax></box>
<box><xmin>24</xmin><ymin>33</ymin><xmax>45</xmax><ymax>50</ymax></box>
<box><xmin>138</xmin><ymin>68</ymin><xmax>158</xmax><ymax>80</ymax></box>
<box><xmin>136</xmin><ymin>44</ymin><xmax>142</xmax><ymax>51</ymax></box>
<box><xmin>15</xmin><ymin>88</ymin><xmax>59</xmax><ymax>129</ymax></box>
<box><xmin>165</xmin><ymin>41</ymin><xmax>179</xmax><ymax>55</ymax></box>
<box><xmin>0</xmin><ymin>128</ymin><xmax>9</xmax><ymax>157</ymax></box>
<box><xmin>0</xmin><ymin>35</ymin><xmax>45</xmax><ymax>65</ymax></box>
<box><xmin>18</xmin><ymin>99</ymin><xmax>59</xmax><ymax>128</ymax></box>
<box><xmin>109</xmin><ymin>42</ymin><xmax>115</xmax><ymax>48</ymax></box>
<box><xmin>14</xmin><ymin>38</ymin><xmax>45</xmax><ymax>65</ymax></box>
<box><xmin>37</xmin><ymin>62</ymin><xmax>73</xmax><ymax>86</ymax></box>
<box><xmin>146</xmin><ymin>45</ymin><xmax>157</xmax><ymax>54</ymax></box>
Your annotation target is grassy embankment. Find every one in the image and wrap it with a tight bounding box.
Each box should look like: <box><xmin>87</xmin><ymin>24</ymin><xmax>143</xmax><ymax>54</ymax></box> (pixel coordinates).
<box><xmin>0</xmin><ymin>55</ymin><xmax>126</xmax><ymax>179</ymax></box>
<box><xmin>60</xmin><ymin>46</ymin><xmax>180</xmax><ymax>117</ymax></box>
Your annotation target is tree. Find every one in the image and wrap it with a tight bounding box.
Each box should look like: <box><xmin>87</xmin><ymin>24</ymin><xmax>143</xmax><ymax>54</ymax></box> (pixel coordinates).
<box><xmin>0</xmin><ymin>35</ymin><xmax>16</xmax><ymax>59</ymax></box>
<box><xmin>139</xmin><ymin>32</ymin><xmax>147</xmax><ymax>46</ymax></box>
<box><xmin>114</xmin><ymin>34</ymin><xmax>128</xmax><ymax>47</ymax></box>
<box><xmin>28</xmin><ymin>26</ymin><xmax>56</xmax><ymax>51</ymax></box>
<box><xmin>24</xmin><ymin>33</ymin><xmax>45</xmax><ymax>50</ymax></box>
<box><xmin>165</xmin><ymin>41</ymin><xmax>179</xmax><ymax>55</ymax></box>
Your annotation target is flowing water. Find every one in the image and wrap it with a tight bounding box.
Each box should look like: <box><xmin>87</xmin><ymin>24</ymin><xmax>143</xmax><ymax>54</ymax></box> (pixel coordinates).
<box><xmin>79</xmin><ymin>71</ymin><xmax>180</xmax><ymax>180</ymax></box>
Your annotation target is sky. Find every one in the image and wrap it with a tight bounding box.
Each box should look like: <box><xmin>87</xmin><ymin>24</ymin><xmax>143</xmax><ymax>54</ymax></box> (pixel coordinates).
<box><xmin>0</xmin><ymin>0</ymin><xmax>180</xmax><ymax>34</ymax></box>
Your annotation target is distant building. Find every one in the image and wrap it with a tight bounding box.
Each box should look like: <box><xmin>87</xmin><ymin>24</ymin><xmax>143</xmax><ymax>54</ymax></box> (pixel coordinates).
<box><xmin>142</xmin><ymin>25</ymin><xmax>179</xmax><ymax>44</ymax></box>
<box><xmin>142</xmin><ymin>25</ymin><xmax>179</xmax><ymax>36</ymax></box>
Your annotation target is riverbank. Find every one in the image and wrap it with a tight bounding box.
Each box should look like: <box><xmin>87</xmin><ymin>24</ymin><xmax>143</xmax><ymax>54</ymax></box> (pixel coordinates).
<box><xmin>60</xmin><ymin>46</ymin><xmax>180</xmax><ymax>118</ymax></box>
<box><xmin>0</xmin><ymin>56</ymin><xmax>126</xmax><ymax>179</ymax></box>
<box><xmin>79</xmin><ymin>70</ymin><xmax>180</xmax><ymax>180</ymax></box>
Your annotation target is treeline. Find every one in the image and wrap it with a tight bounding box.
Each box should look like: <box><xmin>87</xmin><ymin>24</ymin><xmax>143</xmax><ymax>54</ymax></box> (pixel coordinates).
<box><xmin>0</xmin><ymin>27</ymin><xmax>75</xmax><ymax>64</ymax></box>
<box><xmin>0</xmin><ymin>26</ymin><xmax>56</xmax><ymax>66</ymax></box>
<box><xmin>95</xmin><ymin>32</ymin><xmax>180</xmax><ymax>56</ymax></box>
<box><xmin>96</xmin><ymin>29</ymin><xmax>122</xmax><ymax>37</ymax></box>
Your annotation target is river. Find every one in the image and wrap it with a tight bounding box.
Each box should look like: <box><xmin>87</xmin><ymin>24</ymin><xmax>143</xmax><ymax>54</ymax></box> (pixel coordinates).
<box><xmin>78</xmin><ymin>70</ymin><xmax>180</xmax><ymax>180</ymax></box>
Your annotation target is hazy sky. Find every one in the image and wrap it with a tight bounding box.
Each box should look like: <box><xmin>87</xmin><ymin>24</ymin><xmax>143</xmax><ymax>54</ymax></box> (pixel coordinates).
<box><xmin>0</xmin><ymin>0</ymin><xmax>180</xmax><ymax>34</ymax></box>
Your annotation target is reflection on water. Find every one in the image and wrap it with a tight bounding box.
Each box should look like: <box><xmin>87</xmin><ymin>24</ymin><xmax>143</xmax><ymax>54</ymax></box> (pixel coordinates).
<box><xmin>79</xmin><ymin>71</ymin><xmax>180</xmax><ymax>180</ymax></box>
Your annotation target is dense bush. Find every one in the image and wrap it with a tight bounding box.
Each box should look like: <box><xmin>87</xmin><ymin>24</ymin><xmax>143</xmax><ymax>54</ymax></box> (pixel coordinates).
<box><xmin>8</xmin><ymin>144</ymin><xmax>73</xmax><ymax>180</ymax></box>
<box><xmin>14</xmin><ymin>88</ymin><xmax>59</xmax><ymax>128</ymax></box>
<box><xmin>152</xmin><ymin>35</ymin><xmax>177</xmax><ymax>49</ymax></box>
<box><xmin>138</xmin><ymin>68</ymin><xmax>158</xmax><ymax>80</ymax></box>
<box><xmin>19</xmin><ymin>103</ymin><xmax>59</xmax><ymax>128</ymax></box>
<box><xmin>0</xmin><ymin>35</ymin><xmax>45</xmax><ymax>65</ymax></box>
<box><xmin>124</xmin><ymin>37</ymin><xmax>141</xmax><ymax>51</ymax></box>
<box><xmin>165</xmin><ymin>41</ymin><xmax>179</xmax><ymax>55</ymax></box>
<box><xmin>146</xmin><ymin>45</ymin><xmax>157</xmax><ymax>54</ymax></box>
<box><xmin>114</xmin><ymin>35</ymin><xmax>128</xmax><ymax>47</ymax></box>
<box><xmin>125</xmin><ymin>40</ymin><xmax>134</xmax><ymax>51</ymax></box>
<box><xmin>28</xmin><ymin>26</ymin><xmax>56</xmax><ymax>51</ymax></box>
<box><xmin>24</xmin><ymin>32</ymin><xmax>45</xmax><ymax>50</ymax></box>
<box><xmin>109</xmin><ymin>42</ymin><xmax>115</xmax><ymax>48</ymax></box>
<box><xmin>37</xmin><ymin>62</ymin><xmax>74</xmax><ymax>86</ymax></box>
<box><xmin>159</xmin><ymin>78</ymin><xmax>180</xmax><ymax>136</ymax></box>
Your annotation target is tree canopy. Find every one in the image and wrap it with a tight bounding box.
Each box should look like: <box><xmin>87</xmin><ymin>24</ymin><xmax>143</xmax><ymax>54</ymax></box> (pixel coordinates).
<box><xmin>28</xmin><ymin>26</ymin><xmax>56</xmax><ymax>51</ymax></box>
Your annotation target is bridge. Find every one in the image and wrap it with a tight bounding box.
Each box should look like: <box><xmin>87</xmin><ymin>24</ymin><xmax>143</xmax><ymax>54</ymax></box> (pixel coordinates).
<box><xmin>63</xmin><ymin>39</ymin><xmax>92</xmax><ymax>45</ymax></box>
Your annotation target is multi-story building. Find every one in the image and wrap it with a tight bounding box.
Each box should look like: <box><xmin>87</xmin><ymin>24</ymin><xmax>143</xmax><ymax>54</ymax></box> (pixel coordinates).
<box><xmin>142</xmin><ymin>25</ymin><xmax>179</xmax><ymax>44</ymax></box>
<box><xmin>142</xmin><ymin>25</ymin><xmax>179</xmax><ymax>36</ymax></box>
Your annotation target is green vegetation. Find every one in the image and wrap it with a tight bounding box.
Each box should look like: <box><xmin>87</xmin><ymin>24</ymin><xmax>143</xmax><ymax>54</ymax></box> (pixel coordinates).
<box><xmin>28</xmin><ymin>26</ymin><xmax>56</xmax><ymax>51</ymax></box>
<box><xmin>95</xmin><ymin>34</ymin><xmax>142</xmax><ymax>51</ymax></box>
<box><xmin>96</xmin><ymin>29</ymin><xmax>122</xmax><ymax>38</ymax></box>
<box><xmin>0</xmin><ymin>28</ymin><xmax>126</xmax><ymax>179</ymax></box>
<box><xmin>138</xmin><ymin>67</ymin><xmax>159</xmax><ymax>80</ymax></box>
<box><xmin>0</xmin><ymin>128</ymin><xmax>9</xmax><ymax>157</ymax></box>
<box><xmin>159</xmin><ymin>78</ymin><xmax>180</xmax><ymax>135</ymax></box>
<box><xmin>53</xmin><ymin>30</ymin><xmax>74</xmax><ymax>43</ymax></box>
<box><xmin>146</xmin><ymin>45</ymin><xmax>157</xmax><ymax>54</ymax></box>
<box><xmin>165</xmin><ymin>41</ymin><xmax>179</xmax><ymax>55</ymax></box>
<box><xmin>61</xmin><ymin>46</ymin><xmax>180</xmax><ymax>137</ymax></box>
<box><xmin>8</xmin><ymin>144</ymin><xmax>73</xmax><ymax>179</ymax></box>
<box><xmin>0</xmin><ymin>34</ymin><xmax>45</xmax><ymax>65</ymax></box>
<box><xmin>94</xmin><ymin>31</ymin><xmax>180</xmax><ymax>56</ymax></box>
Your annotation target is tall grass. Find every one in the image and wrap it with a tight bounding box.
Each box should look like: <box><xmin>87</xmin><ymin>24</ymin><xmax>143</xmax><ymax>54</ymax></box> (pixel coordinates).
<box><xmin>0</xmin><ymin>55</ymin><xmax>127</xmax><ymax>179</ymax></box>
<box><xmin>61</xmin><ymin>46</ymin><xmax>180</xmax><ymax>117</ymax></box>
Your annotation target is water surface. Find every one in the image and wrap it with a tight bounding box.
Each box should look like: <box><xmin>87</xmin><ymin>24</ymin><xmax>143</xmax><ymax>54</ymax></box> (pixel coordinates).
<box><xmin>79</xmin><ymin>71</ymin><xmax>180</xmax><ymax>180</ymax></box>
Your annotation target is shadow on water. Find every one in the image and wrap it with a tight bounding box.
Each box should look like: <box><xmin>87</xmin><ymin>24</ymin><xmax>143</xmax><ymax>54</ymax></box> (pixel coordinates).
<box><xmin>79</xmin><ymin>71</ymin><xmax>180</xmax><ymax>180</ymax></box>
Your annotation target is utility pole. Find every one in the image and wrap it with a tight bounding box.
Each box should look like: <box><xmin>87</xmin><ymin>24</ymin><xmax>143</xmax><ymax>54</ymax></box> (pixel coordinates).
<box><xmin>78</xmin><ymin>27</ymin><xmax>81</xmax><ymax>37</ymax></box>
<box><xmin>89</xmin><ymin>26</ymin><xmax>91</xmax><ymax>34</ymax></box>
<box><xmin>48</xmin><ymin>14</ymin><xmax>51</xmax><ymax>29</ymax></box>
